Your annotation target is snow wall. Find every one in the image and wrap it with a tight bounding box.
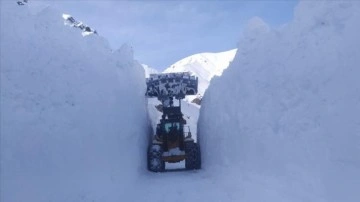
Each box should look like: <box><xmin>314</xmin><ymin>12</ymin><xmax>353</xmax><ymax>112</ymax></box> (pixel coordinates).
<box><xmin>199</xmin><ymin>1</ymin><xmax>360</xmax><ymax>202</ymax></box>
<box><xmin>1</xmin><ymin>2</ymin><xmax>148</xmax><ymax>202</ymax></box>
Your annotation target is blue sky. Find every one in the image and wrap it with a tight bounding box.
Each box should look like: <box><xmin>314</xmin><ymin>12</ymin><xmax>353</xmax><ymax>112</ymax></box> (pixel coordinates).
<box><xmin>52</xmin><ymin>1</ymin><xmax>298</xmax><ymax>71</ymax></box>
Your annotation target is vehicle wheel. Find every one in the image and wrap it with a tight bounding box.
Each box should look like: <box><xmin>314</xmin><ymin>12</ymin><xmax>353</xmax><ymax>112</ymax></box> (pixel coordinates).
<box><xmin>185</xmin><ymin>142</ymin><xmax>201</xmax><ymax>170</ymax></box>
<box><xmin>147</xmin><ymin>144</ymin><xmax>165</xmax><ymax>172</ymax></box>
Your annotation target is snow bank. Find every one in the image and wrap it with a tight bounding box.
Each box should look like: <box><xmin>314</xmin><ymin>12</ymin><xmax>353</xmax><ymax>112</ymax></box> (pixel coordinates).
<box><xmin>0</xmin><ymin>2</ymin><xmax>148</xmax><ymax>202</ymax></box>
<box><xmin>199</xmin><ymin>1</ymin><xmax>360</xmax><ymax>201</ymax></box>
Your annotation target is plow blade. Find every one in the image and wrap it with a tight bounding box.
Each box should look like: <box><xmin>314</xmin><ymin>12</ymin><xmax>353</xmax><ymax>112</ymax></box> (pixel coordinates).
<box><xmin>145</xmin><ymin>72</ymin><xmax>198</xmax><ymax>100</ymax></box>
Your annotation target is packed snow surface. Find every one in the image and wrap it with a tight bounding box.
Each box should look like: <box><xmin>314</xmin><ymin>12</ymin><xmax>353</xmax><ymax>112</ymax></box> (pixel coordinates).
<box><xmin>2</xmin><ymin>1</ymin><xmax>360</xmax><ymax>202</ymax></box>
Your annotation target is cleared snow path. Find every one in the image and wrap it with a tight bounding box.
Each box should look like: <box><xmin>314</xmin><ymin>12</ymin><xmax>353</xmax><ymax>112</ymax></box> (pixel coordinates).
<box><xmin>134</xmin><ymin>170</ymin><xmax>234</xmax><ymax>202</ymax></box>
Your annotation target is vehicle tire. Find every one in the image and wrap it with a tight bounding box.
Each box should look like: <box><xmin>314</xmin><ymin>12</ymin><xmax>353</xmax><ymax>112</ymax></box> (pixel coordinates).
<box><xmin>185</xmin><ymin>142</ymin><xmax>201</xmax><ymax>170</ymax></box>
<box><xmin>147</xmin><ymin>144</ymin><xmax>165</xmax><ymax>172</ymax></box>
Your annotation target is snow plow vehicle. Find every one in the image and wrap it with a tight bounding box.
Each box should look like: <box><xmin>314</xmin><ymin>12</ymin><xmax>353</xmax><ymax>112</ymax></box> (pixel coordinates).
<box><xmin>146</xmin><ymin>72</ymin><xmax>201</xmax><ymax>172</ymax></box>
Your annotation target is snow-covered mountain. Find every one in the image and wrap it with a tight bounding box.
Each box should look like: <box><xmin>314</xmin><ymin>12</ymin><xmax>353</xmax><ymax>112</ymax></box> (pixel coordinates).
<box><xmin>163</xmin><ymin>49</ymin><xmax>237</xmax><ymax>98</ymax></box>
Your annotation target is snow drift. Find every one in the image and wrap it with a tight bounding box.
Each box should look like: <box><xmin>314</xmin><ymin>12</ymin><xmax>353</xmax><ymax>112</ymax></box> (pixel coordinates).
<box><xmin>199</xmin><ymin>1</ymin><xmax>360</xmax><ymax>201</ymax></box>
<box><xmin>0</xmin><ymin>2</ymin><xmax>148</xmax><ymax>202</ymax></box>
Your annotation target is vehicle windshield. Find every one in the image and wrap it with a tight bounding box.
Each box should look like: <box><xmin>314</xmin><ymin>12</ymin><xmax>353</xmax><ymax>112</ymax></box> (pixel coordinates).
<box><xmin>164</xmin><ymin>122</ymin><xmax>180</xmax><ymax>133</ymax></box>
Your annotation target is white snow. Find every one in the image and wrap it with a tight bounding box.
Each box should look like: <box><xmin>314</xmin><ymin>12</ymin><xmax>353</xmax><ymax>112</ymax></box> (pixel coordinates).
<box><xmin>2</xmin><ymin>1</ymin><xmax>360</xmax><ymax>202</ymax></box>
<box><xmin>199</xmin><ymin>1</ymin><xmax>360</xmax><ymax>202</ymax></box>
<box><xmin>62</xmin><ymin>13</ymin><xmax>71</xmax><ymax>19</ymax></box>
<box><xmin>142</xmin><ymin>63</ymin><xmax>158</xmax><ymax>77</ymax></box>
<box><xmin>164</xmin><ymin>49</ymin><xmax>237</xmax><ymax>98</ymax></box>
<box><xmin>1</xmin><ymin>2</ymin><xmax>148</xmax><ymax>202</ymax></box>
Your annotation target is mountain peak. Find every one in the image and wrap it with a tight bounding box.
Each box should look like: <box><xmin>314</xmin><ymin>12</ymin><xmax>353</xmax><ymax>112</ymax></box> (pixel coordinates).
<box><xmin>164</xmin><ymin>49</ymin><xmax>237</xmax><ymax>96</ymax></box>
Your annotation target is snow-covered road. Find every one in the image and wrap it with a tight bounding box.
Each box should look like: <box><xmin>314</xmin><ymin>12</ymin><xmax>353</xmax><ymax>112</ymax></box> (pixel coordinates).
<box><xmin>135</xmin><ymin>167</ymin><xmax>236</xmax><ymax>202</ymax></box>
